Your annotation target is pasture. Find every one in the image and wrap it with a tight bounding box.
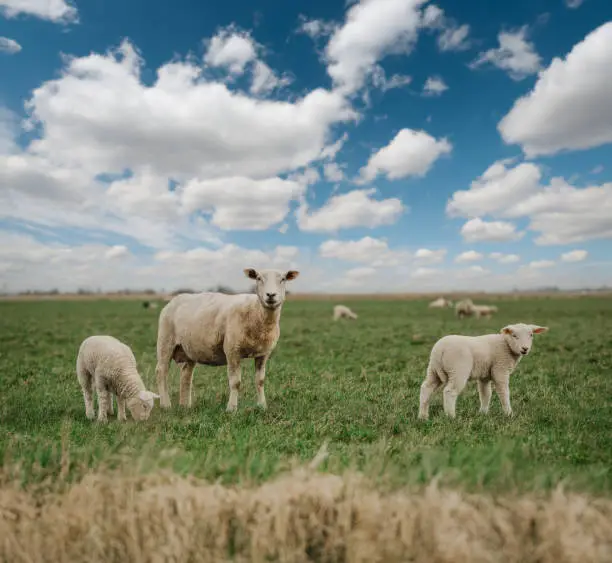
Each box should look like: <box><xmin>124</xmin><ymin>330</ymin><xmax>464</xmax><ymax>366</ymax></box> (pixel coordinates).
<box><xmin>1</xmin><ymin>295</ymin><xmax>611</xmax><ymax>561</ymax></box>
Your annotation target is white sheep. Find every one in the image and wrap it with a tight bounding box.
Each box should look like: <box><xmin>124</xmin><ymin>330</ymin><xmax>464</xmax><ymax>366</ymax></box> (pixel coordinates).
<box><xmin>471</xmin><ymin>304</ymin><xmax>498</xmax><ymax>318</ymax></box>
<box><xmin>429</xmin><ymin>296</ymin><xmax>453</xmax><ymax>309</ymax></box>
<box><xmin>155</xmin><ymin>267</ymin><xmax>300</xmax><ymax>412</ymax></box>
<box><xmin>455</xmin><ymin>298</ymin><xmax>475</xmax><ymax>318</ymax></box>
<box><xmin>76</xmin><ymin>335</ymin><xmax>160</xmax><ymax>423</ymax></box>
<box><xmin>333</xmin><ymin>304</ymin><xmax>358</xmax><ymax>320</ymax></box>
<box><xmin>418</xmin><ymin>323</ymin><xmax>549</xmax><ymax>420</ymax></box>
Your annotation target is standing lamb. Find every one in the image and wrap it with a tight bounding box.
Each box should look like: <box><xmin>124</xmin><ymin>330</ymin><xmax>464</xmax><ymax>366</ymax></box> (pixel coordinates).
<box><xmin>76</xmin><ymin>335</ymin><xmax>160</xmax><ymax>423</ymax></box>
<box><xmin>471</xmin><ymin>304</ymin><xmax>498</xmax><ymax>318</ymax></box>
<box><xmin>333</xmin><ymin>304</ymin><xmax>358</xmax><ymax>321</ymax></box>
<box><xmin>155</xmin><ymin>268</ymin><xmax>300</xmax><ymax>412</ymax></box>
<box><xmin>418</xmin><ymin>323</ymin><xmax>549</xmax><ymax>420</ymax></box>
<box><xmin>454</xmin><ymin>298</ymin><xmax>475</xmax><ymax>318</ymax></box>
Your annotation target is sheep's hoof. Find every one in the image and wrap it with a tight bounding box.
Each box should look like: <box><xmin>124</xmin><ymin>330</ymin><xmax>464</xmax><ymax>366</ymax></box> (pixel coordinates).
<box><xmin>226</xmin><ymin>404</ymin><xmax>238</xmax><ymax>413</ymax></box>
<box><xmin>86</xmin><ymin>410</ymin><xmax>95</xmax><ymax>420</ymax></box>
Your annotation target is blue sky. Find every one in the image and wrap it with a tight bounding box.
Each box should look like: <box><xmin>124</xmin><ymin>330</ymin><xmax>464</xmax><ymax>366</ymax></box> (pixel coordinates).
<box><xmin>0</xmin><ymin>0</ymin><xmax>611</xmax><ymax>294</ymax></box>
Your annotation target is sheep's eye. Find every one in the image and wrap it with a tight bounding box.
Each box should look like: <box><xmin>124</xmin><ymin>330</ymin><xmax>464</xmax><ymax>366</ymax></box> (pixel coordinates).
<box><xmin>513</xmin><ymin>334</ymin><xmax>518</xmax><ymax>339</ymax></box>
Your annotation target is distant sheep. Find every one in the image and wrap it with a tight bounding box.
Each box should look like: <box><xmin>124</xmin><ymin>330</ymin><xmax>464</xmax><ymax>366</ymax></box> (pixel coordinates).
<box><xmin>418</xmin><ymin>323</ymin><xmax>549</xmax><ymax>420</ymax></box>
<box><xmin>455</xmin><ymin>298</ymin><xmax>475</xmax><ymax>318</ymax></box>
<box><xmin>155</xmin><ymin>268</ymin><xmax>299</xmax><ymax>412</ymax></box>
<box><xmin>429</xmin><ymin>297</ymin><xmax>453</xmax><ymax>309</ymax></box>
<box><xmin>76</xmin><ymin>335</ymin><xmax>160</xmax><ymax>423</ymax></box>
<box><xmin>142</xmin><ymin>301</ymin><xmax>159</xmax><ymax>310</ymax></box>
<box><xmin>333</xmin><ymin>304</ymin><xmax>358</xmax><ymax>320</ymax></box>
<box><xmin>471</xmin><ymin>304</ymin><xmax>498</xmax><ymax>318</ymax></box>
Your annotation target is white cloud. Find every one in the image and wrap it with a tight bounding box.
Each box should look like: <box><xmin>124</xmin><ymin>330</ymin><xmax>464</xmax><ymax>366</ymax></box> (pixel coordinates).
<box><xmin>412</xmin><ymin>266</ymin><xmax>440</xmax><ymax>278</ymax></box>
<box><xmin>447</xmin><ymin>159</ymin><xmax>612</xmax><ymax>245</ymax></box>
<box><xmin>345</xmin><ymin>266</ymin><xmax>377</xmax><ymax>279</ymax></box>
<box><xmin>590</xmin><ymin>165</ymin><xmax>604</xmax><ymax>175</ymax></box>
<box><xmin>319</xmin><ymin>236</ymin><xmax>409</xmax><ymax>267</ymax></box>
<box><xmin>414</xmin><ymin>248</ymin><xmax>446</xmax><ymax>264</ymax></box>
<box><xmin>324</xmin><ymin>0</ymin><xmax>427</xmax><ymax>95</ymax></box>
<box><xmin>296</xmin><ymin>188</ymin><xmax>405</xmax><ymax>233</ymax></box>
<box><xmin>278</xmin><ymin>223</ymin><xmax>288</xmax><ymax>234</ymax></box>
<box><xmin>0</xmin><ymin>0</ymin><xmax>77</xmax><ymax>23</ymax></box>
<box><xmin>469</xmin><ymin>26</ymin><xmax>541</xmax><ymax>80</ymax></box>
<box><xmin>180</xmin><ymin>176</ymin><xmax>305</xmax><ymax>230</ymax></box>
<box><xmin>561</xmin><ymin>249</ymin><xmax>588</xmax><ymax>262</ymax></box>
<box><xmin>358</xmin><ymin>128</ymin><xmax>452</xmax><ymax>183</ymax></box>
<box><xmin>490</xmin><ymin>252</ymin><xmax>520</xmax><ymax>264</ymax></box>
<box><xmin>296</xmin><ymin>16</ymin><xmax>335</xmax><ymax>40</ymax></box>
<box><xmin>528</xmin><ymin>259</ymin><xmax>555</xmax><ymax>269</ymax></box>
<box><xmin>460</xmin><ymin>217</ymin><xmax>524</xmax><ymax>243</ymax></box>
<box><xmin>422</xmin><ymin>76</ymin><xmax>448</xmax><ymax>96</ymax></box>
<box><xmin>204</xmin><ymin>27</ymin><xmax>257</xmax><ymax>74</ymax></box>
<box><xmin>250</xmin><ymin>60</ymin><xmax>292</xmax><ymax>95</ymax></box>
<box><xmin>105</xmin><ymin>245</ymin><xmax>129</xmax><ymax>259</ymax></box>
<box><xmin>455</xmin><ymin>250</ymin><xmax>483</xmax><ymax>263</ymax></box>
<box><xmin>565</xmin><ymin>0</ymin><xmax>585</xmax><ymax>8</ymax></box>
<box><xmin>323</xmin><ymin>162</ymin><xmax>345</xmax><ymax>182</ymax></box>
<box><xmin>420</xmin><ymin>4</ymin><xmax>471</xmax><ymax>52</ymax></box>
<box><xmin>498</xmin><ymin>22</ymin><xmax>612</xmax><ymax>157</ymax></box>
<box><xmin>0</xmin><ymin>36</ymin><xmax>21</xmax><ymax>54</ymax></box>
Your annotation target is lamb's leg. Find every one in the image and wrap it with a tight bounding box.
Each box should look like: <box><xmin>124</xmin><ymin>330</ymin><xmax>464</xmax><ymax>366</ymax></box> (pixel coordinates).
<box><xmin>226</xmin><ymin>355</ymin><xmax>242</xmax><ymax>413</ymax></box>
<box><xmin>179</xmin><ymin>362</ymin><xmax>196</xmax><ymax>408</ymax></box>
<box><xmin>155</xmin><ymin>336</ymin><xmax>173</xmax><ymax>409</ymax></box>
<box><xmin>107</xmin><ymin>393</ymin><xmax>114</xmax><ymax>416</ymax></box>
<box><xmin>493</xmin><ymin>374</ymin><xmax>513</xmax><ymax>416</ymax></box>
<box><xmin>478</xmin><ymin>380</ymin><xmax>493</xmax><ymax>414</ymax></box>
<box><xmin>418</xmin><ymin>365</ymin><xmax>442</xmax><ymax>420</ymax></box>
<box><xmin>96</xmin><ymin>386</ymin><xmax>110</xmax><ymax>423</ymax></box>
<box><xmin>254</xmin><ymin>355</ymin><xmax>269</xmax><ymax>409</ymax></box>
<box><xmin>117</xmin><ymin>396</ymin><xmax>127</xmax><ymax>422</ymax></box>
<box><xmin>442</xmin><ymin>371</ymin><xmax>469</xmax><ymax>419</ymax></box>
<box><xmin>77</xmin><ymin>365</ymin><xmax>95</xmax><ymax>420</ymax></box>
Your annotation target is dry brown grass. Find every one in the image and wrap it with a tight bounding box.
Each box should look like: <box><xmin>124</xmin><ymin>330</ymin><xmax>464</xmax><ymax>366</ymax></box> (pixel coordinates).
<box><xmin>1</xmin><ymin>457</ymin><xmax>611</xmax><ymax>563</ymax></box>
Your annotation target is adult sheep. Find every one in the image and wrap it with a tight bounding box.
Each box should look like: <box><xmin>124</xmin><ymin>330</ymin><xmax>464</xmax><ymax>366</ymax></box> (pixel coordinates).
<box><xmin>155</xmin><ymin>268</ymin><xmax>300</xmax><ymax>412</ymax></box>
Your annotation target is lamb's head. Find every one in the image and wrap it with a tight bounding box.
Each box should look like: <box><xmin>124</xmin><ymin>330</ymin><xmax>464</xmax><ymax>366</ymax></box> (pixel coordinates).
<box><xmin>127</xmin><ymin>390</ymin><xmax>161</xmax><ymax>421</ymax></box>
<box><xmin>501</xmin><ymin>323</ymin><xmax>548</xmax><ymax>356</ymax></box>
<box><xmin>244</xmin><ymin>268</ymin><xmax>300</xmax><ymax>310</ymax></box>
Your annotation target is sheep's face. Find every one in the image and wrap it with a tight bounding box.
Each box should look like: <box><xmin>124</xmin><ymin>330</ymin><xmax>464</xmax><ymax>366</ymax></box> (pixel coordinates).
<box><xmin>245</xmin><ymin>268</ymin><xmax>300</xmax><ymax>310</ymax></box>
<box><xmin>127</xmin><ymin>390</ymin><xmax>161</xmax><ymax>421</ymax></box>
<box><xmin>501</xmin><ymin>323</ymin><xmax>549</xmax><ymax>356</ymax></box>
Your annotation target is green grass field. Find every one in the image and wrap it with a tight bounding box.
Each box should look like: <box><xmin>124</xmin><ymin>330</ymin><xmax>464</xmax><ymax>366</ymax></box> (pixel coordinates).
<box><xmin>1</xmin><ymin>296</ymin><xmax>611</xmax><ymax>494</ymax></box>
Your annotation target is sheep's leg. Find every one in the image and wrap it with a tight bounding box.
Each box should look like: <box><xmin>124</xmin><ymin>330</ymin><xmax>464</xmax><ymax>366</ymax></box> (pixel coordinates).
<box><xmin>226</xmin><ymin>356</ymin><xmax>242</xmax><ymax>413</ymax></box>
<box><xmin>77</xmin><ymin>367</ymin><xmax>95</xmax><ymax>420</ymax></box>
<box><xmin>442</xmin><ymin>372</ymin><xmax>468</xmax><ymax>419</ymax></box>
<box><xmin>478</xmin><ymin>380</ymin><xmax>493</xmax><ymax>414</ymax></box>
<box><xmin>418</xmin><ymin>366</ymin><xmax>442</xmax><ymax>420</ymax></box>
<box><xmin>493</xmin><ymin>376</ymin><xmax>512</xmax><ymax>416</ymax></box>
<box><xmin>179</xmin><ymin>362</ymin><xmax>196</xmax><ymax>408</ymax></box>
<box><xmin>155</xmin><ymin>338</ymin><xmax>173</xmax><ymax>409</ymax></box>
<box><xmin>254</xmin><ymin>355</ymin><xmax>269</xmax><ymax>409</ymax></box>
<box><xmin>117</xmin><ymin>396</ymin><xmax>127</xmax><ymax>422</ymax></box>
<box><xmin>96</xmin><ymin>386</ymin><xmax>110</xmax><ymax>423</ymax></box>
<box><xmin>107</xmin><ymin>393</ymin><xmax>114</xmax><ymax>416</ymax></box>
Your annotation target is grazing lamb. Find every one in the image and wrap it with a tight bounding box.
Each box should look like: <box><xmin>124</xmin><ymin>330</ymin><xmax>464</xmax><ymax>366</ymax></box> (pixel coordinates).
<box><xmin>471</xmin><ymin>304</ymin><xmax>498</xmax><ymax>318</ymax></box>
<box><xmin>455</xmin><ymin>298</ymin><xmax>475</xmax><ymax>318</ymax></box>
<box><xmin>429</xmin><ymin>296</ymin><xmax>453</xmax><ymax>309</ymax></box>
<box><xmin>76</xmin><ymin>335</ymin><xmax>160</xmax><ymax>423</ymax></box>
<box><xmin>333</xmin><ymin>304</ymin><xmax>358</xmax><ymax>320</ymax></box>
<box><xmin>418</xmin><ymin>323</ymin><xmax>549</xmax><ymax>420</ymax></box>
<box><xmin>155</xmin><ymin>268</ymin><xmax>300</xmax><ymax>412</ymax></box>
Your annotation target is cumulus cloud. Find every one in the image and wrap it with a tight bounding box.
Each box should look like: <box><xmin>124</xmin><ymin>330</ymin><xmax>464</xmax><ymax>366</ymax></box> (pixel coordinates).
<box><xmin>422</xmin><ymin>76</ymin><xmax>448</xmax><ymax>96</ymax></box>
<box><xmin>358</xmin><ymin>128</ymin><xmax>452</xmax><ymax>183</ymax></box>
<box><xmin>296</xmin><ymin>188</ymin><xmax>405</xmax><ymax>233</ymax></box>
<box><xmin>455</xmin><ymin>250</ymin><xmax>483</xmax><ymax>263</ymax></box>
<box><xmin>420</xmin><ymin>4</ymin><xmax>471</xmax><ymax>52</ymax></box>
<box><xmin>323</xmin><ymin>162</ymin><xmax>345</xmax><ymax>182</ymax></box>
<box><xmin>565</xmin><ymin>0</ymin><xmax>585</xmax><ymax>8</ymax></box>
<box><xmin>460</xmin><ymin>217</ymin><xmax>524</xmax><ymax>243</ymax></box>
<box><xmin>528</xmin><ymin>259</ymin><xmax>555</xmax><ymax>269</ymax></box>
<box><xmin>0</xmin><ymin>36</ymin><xmax>21</xmax><ymax>54</ymax></box>
<box><xmin>0</xmin><ymin>0</ymin><xmax>77</xmax><ymax>23</ymax></box>
<box><xmin>323</xmin><ymin>0</ymin><xmax>427</xmax><ymax>95</ymax></box>
<box><xmin>414</xmin><ymin>248</ymin><xmax>447</xmax><ymax>264</ymax></box>
<box><xmin>319</xmin><ymin>236</ymin><xmax>409</xmax><ymax>267</ymax></box>
<box><xmin>490</xmin><ymin>252</ymin><xmax>520</xmax><ymax>264</ymax></box>
<box><xmin>469</xmin><ymin>26</ymin><xmax>541</xmax><ymax>80</ymax></box>
<box><xmin>498</xmin><ymin>22</ymin><xmax>612</xmax><ymax>157</ymax></box>
<box><xmin>204</xmin><ymin>26</ymin><xmax>257</xmax><ymax>74</ymax></box>
<box><xmin>447</xmin><ymin>159</ymin><xmax>612</xmax><ymax>245</ymax></box>
<box><xmin>561</xmin><ymin>249</ymin><xmax>588</xmax><ymax>262</ymax></box>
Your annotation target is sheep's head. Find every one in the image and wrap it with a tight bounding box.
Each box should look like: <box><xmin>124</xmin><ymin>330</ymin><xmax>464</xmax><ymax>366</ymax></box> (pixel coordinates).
<box><xmin>127</xmin><ymin>389</ymin><xmax>160</xmax><ymax>421</ymax></box>
<box><xmin>501</xmin><ymin>323</ymin><xmax>548</xmax><ymax>356</ymax></box>
<box><xmin>244</xmin><ymin>268</ymin><xmax>300</xmax><ymax>310</ymax></box>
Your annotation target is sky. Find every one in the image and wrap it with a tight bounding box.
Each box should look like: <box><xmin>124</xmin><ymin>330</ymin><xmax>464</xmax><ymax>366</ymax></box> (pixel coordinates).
<box><xmin>0</xmin><ymin>0</ymin><xmax>611</xmax><ymax>295</ymax></box>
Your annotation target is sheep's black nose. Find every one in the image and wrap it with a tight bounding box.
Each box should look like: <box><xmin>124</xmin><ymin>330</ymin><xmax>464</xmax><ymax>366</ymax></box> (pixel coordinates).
<box><xmin>266</xmin><ymin>292</ymin><xmax>277</xmax><ymax>299</ymax></box>
<box><xmin>521</xmin><ymin>346</ymin><xmax>528</xmax><ymax>354</ymax></box>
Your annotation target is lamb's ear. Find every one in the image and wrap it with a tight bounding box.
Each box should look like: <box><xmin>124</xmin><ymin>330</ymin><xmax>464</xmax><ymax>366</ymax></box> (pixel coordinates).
<box><xmin>139</xmin><ymin>390</ymin><xmax>161</xmax><ymax>401</ymax></box>
<box><xmin>244</xmin><ymin>268</ymin><xmax>258</xmax><ymax>280</ymax></box>
<box><xmin>501</xmin><ymin>325</ymin><xmax>513</xmax><ymax>335</ymax></box>
<box><xmin>285</xmin><ymin>270</ymin><xmax>300</xmax><ymax>281</ymax></box>
<box><xmin>529</xmin><ymin>325</ymin><xmax>549</xmax><ymax>334</ymax></box>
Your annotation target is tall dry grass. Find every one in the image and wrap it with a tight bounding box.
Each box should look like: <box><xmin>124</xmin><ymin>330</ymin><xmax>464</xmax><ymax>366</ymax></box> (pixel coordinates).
<box><xmin>1</xmin><ymin>450</ymin><xmax>611</xmax><ymax>563</ymax></box>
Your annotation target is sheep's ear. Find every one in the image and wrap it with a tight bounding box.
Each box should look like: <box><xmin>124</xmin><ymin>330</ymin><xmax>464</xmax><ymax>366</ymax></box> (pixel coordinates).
<box><xmin>139</xmin><ymin>390</ymin><xmax>161</xmax><ymax>401</ymax></box>
<box><xmin>244</xmin><ymin>268</ymin><xmax>258</xmax><ymax>280</ymax></box>
<box><xmin>530</xmin><ymin>325</ymin><xmax>549</xmax><ymax>334</ymax></box>
<box><xmin>285</xmin><ymin>270</ymin><xmax>300</xmax><ymax>281</ymax></box>
<box><xmin>501</xmin><ymin>326</ymin><xmax>513</xmax><ymax>335</ymax></box>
